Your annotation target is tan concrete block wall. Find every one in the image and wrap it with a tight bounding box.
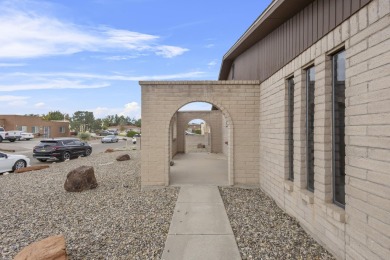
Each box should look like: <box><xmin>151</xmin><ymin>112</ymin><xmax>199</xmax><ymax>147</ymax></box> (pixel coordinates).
<box><xmin>140</xmin><ymin>81</ymin><xmax>260</xmax><ymax>186</ymax></box>
<box><xmin>176</xmin><ymin>110</ymin><xmax>223</xmax><ymax>153</ymax></box>
<box><xmin>259</xmin><ymin>1</ymin><xmax>389</xmax><ymax>259</ymax></box>
<box><xmin>222</xmin><ymin>116</ymin><xmax>229</xmax><ymax>156</ymax></box>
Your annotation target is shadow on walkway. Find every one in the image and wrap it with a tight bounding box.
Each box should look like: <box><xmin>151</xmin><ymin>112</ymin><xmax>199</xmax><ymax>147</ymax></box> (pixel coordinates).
<box><xmin>169</xmin><ymin>153</ymin><xmax>228</xmax><ymax>186</ymax></box>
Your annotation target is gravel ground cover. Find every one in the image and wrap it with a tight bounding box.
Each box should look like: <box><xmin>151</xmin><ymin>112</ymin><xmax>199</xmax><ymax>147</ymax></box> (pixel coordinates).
<box><xmin>0</xmin><ymin>150</ymin><xmax>178</xmax><ymax>259</ymax></box>
<box><xmin>219</xmin><ymin>187</ymin><xmax>335</xmax><ymax>260</ymax></box>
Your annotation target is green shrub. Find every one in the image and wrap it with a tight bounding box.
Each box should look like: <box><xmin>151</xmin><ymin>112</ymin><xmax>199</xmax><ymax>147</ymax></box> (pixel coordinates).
<box><xmin>126</xmin><ymin>131</ymin><xmax>138</xmax><ymax>137</ymax></box>
<box><xmin>194</xmin><ymin>129</ymin><xmax>202</xmax><ymax>135</ymax></box>
<box><xmin>78</xmin><ymin>132</ymin><xmax>91</xmax><ymax>141</ymax></box>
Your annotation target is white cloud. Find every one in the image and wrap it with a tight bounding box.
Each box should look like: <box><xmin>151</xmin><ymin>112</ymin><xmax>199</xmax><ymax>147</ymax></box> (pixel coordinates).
<box><xmin>0</xmin><ymin>95</ymin><xmax>30</xmax><ymax>107</ymax></box>
<box><xmin>0</xmin><ymin>63</ymin><xmax>26</xmax><ymax>67</ymax></box>
<box><xmin>91</xmin><ymin>102</ymin><xmax>141</xmax><ymax>119</ymax></box>
<box><xmin>0</xmin><ymin>79</ymin><xmax>110</xmax><ymax>91</ymax></box>
<box><xmin>155</xmin><ymin>45</ymin><xmax>189</xmax><ymax>58</ymax></box>
<box><xmin>0</xmin><ymin>71</ymin><xmax>205</xmax><ymax>91</ymax></box>
<box><xmin>205</xmin><ymin>44</ymin><xmax>215</xmax><ymax>48</ymax></box>
<box><xmin>208</xmin><ymin>60</ymin><xmax>218</xmax><ymax>68</ymax></box>
<box><xmin>34</xmin><ymin>102</ymin><xmax>45</xmax><ymax>107</ymax></box>
<box><xmin>0</xmin><ymin>95</ymin><xmax>29</xmax><ymax>102</ymax></box>
<box><xmin>0</xmin><ymin>3</ymin><xmax>188</xmax><ymax>59</ymax></box>
<box><xmin>119</xmin><ymin>102</ymin><xmax>141</xmax><ymax>117</ymax></box>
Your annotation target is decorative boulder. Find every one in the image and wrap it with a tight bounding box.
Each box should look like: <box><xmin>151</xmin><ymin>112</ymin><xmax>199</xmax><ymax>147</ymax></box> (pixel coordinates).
<box><xmin>64</xmin><ymin>166</ymin><xmax>97</xmax><ymax>192</ymax></box>
<box><xmin>105</xmin><ymin>148</ymin><xmax>114</xmax><ymax>153</ymax></box>
<box><xmin>14</xmin><ymin>235</ymin><xmax>68</xmax><ymax>260</ymax></box>
<box><xmin>170</xmin><ymin>161</ymin><xmax>174</xmax><ymax>166</ymax></box>
<box><xmin>15</xmin><ymin>165</ymin><xmax>50</xmax><ymax>173</ymax></box>
<box><xmin>197</xmin><ymin>143</ymin><xmax>206</xmax><ymax>148</ymax></box>
<box><xmin>116</xmin><ymin>154</ymin><xmax>130</xmax><ymax>161</ymax></box>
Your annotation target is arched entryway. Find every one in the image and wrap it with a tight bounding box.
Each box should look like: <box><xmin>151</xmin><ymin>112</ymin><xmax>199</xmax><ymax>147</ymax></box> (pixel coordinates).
<box><xmin>168</xmin><ymin>102</ymin><xmax>230</xmax><ymax>185</ymax></box>
<box><xmin>140</xmin><ymin>80</ymin><xmax>260</xmax><ymax>187</ymax></box>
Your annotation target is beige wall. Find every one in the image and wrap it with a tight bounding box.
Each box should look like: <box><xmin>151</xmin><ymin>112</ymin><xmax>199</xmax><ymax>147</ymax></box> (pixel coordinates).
<box><xmin>176</xmin><ymin>111</ymin><xmax>223</xmax><ymax>154</ymax></box>
<box><xmin>140</xmin><ymin>81</ymin><xmax>260</xmax><ymax>187</ymax></box>
<box><xmin>222</xmin><ymin>116</ymin><xmax>229</xmax><ymax>156</ymax></box>
<box><xmin>259</xmin><ymin>1</ymin><xmax>390</xmax><ymax>259</ymax></box>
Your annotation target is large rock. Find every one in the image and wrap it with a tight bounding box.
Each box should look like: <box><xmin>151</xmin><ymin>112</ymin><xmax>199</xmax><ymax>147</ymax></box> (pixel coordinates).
<box><xmin>116</xmin><ymin>154</ymin><xmax>130</xmax><ymax>161</ymax></box>
<box><xmin>14</xmin><ymin>235</ymin><xmax>68</xmax><ymax>260</ymax></box>
<box><xmin>15</xmin><ymin>165</ymin><xmax>50</xmax><ymax>173</ymax></box>
<box><xmin>64</xmin><ymin>166</ymin><xmax>98</xmax><ymax>192</ymax></box>
<box><xmin>104</xmin><ymin>148</ymin><xmax>114</xmax><ymax>153</ymax></box>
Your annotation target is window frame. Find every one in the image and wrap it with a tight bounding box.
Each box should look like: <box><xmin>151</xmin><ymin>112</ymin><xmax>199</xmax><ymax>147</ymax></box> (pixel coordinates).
<box><xmin>331</xmin><ymin>49</ymin><xmax>346</xmax><ymax>208</ymax></box>
<box><xmin>287</xmin><ymin>76</ymin><xmax>295</xmax><ymax>181</ymax></box>
<box><xmin>306</xmin><ymin>66</ymin><xmax>315</xmax><ymax>192</ymax></box>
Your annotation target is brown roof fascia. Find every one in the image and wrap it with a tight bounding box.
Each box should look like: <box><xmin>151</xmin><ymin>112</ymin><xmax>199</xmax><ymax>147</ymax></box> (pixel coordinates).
<box><xmin>219</xmin><ymin>0</ymin><xmax>314</xmax><ymax>80</ymax></box>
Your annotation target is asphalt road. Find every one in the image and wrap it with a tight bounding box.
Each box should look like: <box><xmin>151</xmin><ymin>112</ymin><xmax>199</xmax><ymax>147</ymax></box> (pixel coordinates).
<box><xmin>0</xmin><ymin>138</ymin><xmax>136</xmax><ymax>166</ymax></box>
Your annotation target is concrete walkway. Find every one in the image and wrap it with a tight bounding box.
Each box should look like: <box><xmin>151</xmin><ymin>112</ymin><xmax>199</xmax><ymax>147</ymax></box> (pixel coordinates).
<box><xmin>169</xmin><ymin>153</ymin><xmax>228</xmax><ymax>186</ymax></box>
<box><xmin>163</xmin><ymin>153</ymin><xmax>240</xmax><ymax>259</ymax></box>
<box><xmin>162</xmin><ymin>186</ymin><xmax>241</xmax><ymax>260</ymax></box>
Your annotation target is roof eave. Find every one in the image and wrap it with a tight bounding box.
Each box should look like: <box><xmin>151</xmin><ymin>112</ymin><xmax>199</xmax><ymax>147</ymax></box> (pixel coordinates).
<box><xmin>219</xmin><ymin>0</ymin><xmax>314</xmax><ymax>80</ymax></box>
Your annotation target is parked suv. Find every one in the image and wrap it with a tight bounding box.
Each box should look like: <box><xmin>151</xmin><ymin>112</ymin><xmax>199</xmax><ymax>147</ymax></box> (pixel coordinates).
<box><xmin>33</xmin><ymin>138</ymin><xmax>92</xmax><ymax>162</ymax></box>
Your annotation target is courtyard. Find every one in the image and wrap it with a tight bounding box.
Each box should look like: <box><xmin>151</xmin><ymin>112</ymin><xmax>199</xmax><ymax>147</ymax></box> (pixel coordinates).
<box><xmin>0</xmin><ymin>149</ymin><xmax>334</xmax><ymax>259</ymax></box>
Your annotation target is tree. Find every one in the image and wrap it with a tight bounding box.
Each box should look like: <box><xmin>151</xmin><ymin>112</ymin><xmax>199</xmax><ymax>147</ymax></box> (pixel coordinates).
<box><xmin>134</xmin><ymin>118</ymin><xmax>141</xmax><ymax>127</ymax></box>
<box><xmin>42</xmin><ymin>111</ymin><xmax>67</xmax><ymax>121</ymax></box>
<box><xmin>70</xmin><ymin>111</ymin><xmax>95</xmax><ymax>132</ymax></box>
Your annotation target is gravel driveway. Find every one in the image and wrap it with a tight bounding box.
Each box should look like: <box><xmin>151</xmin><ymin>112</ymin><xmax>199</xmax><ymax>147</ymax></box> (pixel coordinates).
<box><xmin>0</xmin><ymin>150</ymin><xmax>178</xmax><ymax>259</ymax></box>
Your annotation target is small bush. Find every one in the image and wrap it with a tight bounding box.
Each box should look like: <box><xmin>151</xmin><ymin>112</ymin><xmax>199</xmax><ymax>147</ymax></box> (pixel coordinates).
<box><xmin>194</xmin><ymin>130</ymin><xmax>202</xmax><ymax>135</ymax></box>
<box><xmin>126</xmin><ymin>131</ymin><xmax>138</xmax><ymax>137</ymax></box>
<box><xmin>78</xmin><ymin>132</ymin><xmax>91</xmax><ymax>141</ymax></box>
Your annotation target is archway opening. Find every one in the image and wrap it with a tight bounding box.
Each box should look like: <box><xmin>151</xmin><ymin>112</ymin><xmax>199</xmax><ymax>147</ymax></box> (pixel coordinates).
<box><xmin>185</xmin><ymin>119</ymin><xmax>210</xmax><ymax>153</ymax></box>
<box><xmin>168</xmin><ymin>102</ymin><xmax>230</xmax><ymax>186</ymax></box>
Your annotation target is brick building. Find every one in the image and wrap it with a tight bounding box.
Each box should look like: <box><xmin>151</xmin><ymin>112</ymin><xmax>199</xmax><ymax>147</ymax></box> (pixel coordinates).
<box><xmin>140</xmin><ymin>0</ymin><xmax>389</xmax><ymax>259</ymax></box>
<box><xmin>0</xmin><ymin>115</ymin><xmax>70</xmax><ymax>138</ymax></box>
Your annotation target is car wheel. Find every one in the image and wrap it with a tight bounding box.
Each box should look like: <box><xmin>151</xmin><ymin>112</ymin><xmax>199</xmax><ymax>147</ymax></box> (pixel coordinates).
<box><xmin>61</xmin><ymin>152</ymin><xmax>71</xmax><ymax>161</ymax></box>
<box><xmin>13</xmin><ymin>160</ymin><xmax>26</xmax><ymax>171</ymax></box>
<box><xmin>9</xmin><ymin>139</ymin><xmax>16</xmax><ymax>142</ymax></box>
<box><xmin>84</xmin><ymin>148</ymin><xmax>92</xmax><ymax>157</ymax></box>
<box><xmin>0</xmin><ymin>136</ymin><xmax>3</xmax><ymax>143</ymax></box>
<box><xmin>116</xmin><ymin>139</ymin><xmax>119</xmax><ymax>142</ymax></box>
<box><xmin>37</xmin><ymin>159</ymin><xmax>47</xmax><ymax>162</ymax></box>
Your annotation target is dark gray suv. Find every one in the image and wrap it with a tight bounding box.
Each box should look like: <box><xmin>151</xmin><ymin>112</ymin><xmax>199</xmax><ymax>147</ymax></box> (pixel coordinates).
<box><xmin>33</xmin><ymin>138</ymin><xmax>92</xmax><ymax>162</ymax></box>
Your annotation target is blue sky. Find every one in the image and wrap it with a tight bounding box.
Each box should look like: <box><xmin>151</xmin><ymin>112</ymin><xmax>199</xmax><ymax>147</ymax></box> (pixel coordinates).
<box><xmin>0</xmin><ymin>0</ymin><xmax>272</xmax><ymax>119</ymax></box>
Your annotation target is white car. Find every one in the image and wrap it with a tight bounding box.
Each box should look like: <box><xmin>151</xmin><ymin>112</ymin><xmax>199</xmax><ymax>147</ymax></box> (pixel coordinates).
<box><xmin>0</xmin><ymin>152</ymin><xmax>31</xmax><ymax>173</ymax></box>
<box><xmin>19</xmin><ymin>132</ymin><xmax>34</xmax><ymax>141</ymax></box>
<box><xmin>101</xmin><ymin>135</ymin><xmax>119</xmax><ymax>143</ymax></box>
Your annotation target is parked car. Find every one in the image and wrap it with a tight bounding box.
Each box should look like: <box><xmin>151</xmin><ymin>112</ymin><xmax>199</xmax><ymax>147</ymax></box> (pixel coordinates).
<box><xmin>99</xmin><ymin>130</ymin><xmax>111</xmax><ymax>136</ymax></box>
<box><xmin>6</xmin><ymin>130</ymin><xmax>23</xmax><ymax>141</ymax></box>
<box><xmin>33</xmin><ymin>138</ymin><xmax>92</xmax><ymax>162</ymax></box>
<box><xmin>19</xmin><ymin>132</ymin><xmax>34</xmax><ymax>141</ymax></box>
<box><xmin>0</xmin><ymin>152</ymin><xmax>30</xmax><ymax>173</ymax></box>
<box><xmin>101</xmin><ymin>135</ymin><xmax>119</xmax><ymax>143</ymax></box>
<box><xmin>0</xmin><ymin>127</ymin><xmax>17</xmax><ymax>142</ymax></box>
<box><xmin>108</xmin><ymin>130</ymin><xmax>118</xmax><ymax>135</ymax></box>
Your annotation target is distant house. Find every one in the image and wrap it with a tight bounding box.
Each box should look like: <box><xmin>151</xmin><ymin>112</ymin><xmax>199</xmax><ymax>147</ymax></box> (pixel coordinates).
<box><xmin>0</xmin><ymin>115</ymin><xmax>70</xmax><ymax>138</ymax></box>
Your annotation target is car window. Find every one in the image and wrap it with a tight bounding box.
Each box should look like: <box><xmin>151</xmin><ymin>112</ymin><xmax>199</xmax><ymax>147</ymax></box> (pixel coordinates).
<box><xmin>62</xmin><ymin>140</ymin><xmax>74</xmax><ymax>145</ymax></box>
<box><xmin>0</xmin><ymin>153</ymin><xmax>6</xmax><ymax>158</ymax></box>
<box><xmin>37</xmin><ymin>141</ymin><xmax>58</xmax><ymax>147</ymax></box>
<box><xmin>74</xmin><ymin>141</ymin><xmax>82</xmax><ymax>145</ymax></box>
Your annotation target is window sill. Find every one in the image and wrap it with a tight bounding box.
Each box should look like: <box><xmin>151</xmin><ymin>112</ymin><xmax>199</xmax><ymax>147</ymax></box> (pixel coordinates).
<box><xmin>301</xmin><ymin>190</ymin><xmax>314</xmax><ymax>204</ymax></box>
<box><xmin>322</xmin><ymin>203</ymin><xmax>346</xmax><ymax>223</ymax></box>
<box><xmin>284</xmin><ymin>181</ymin><xmax>294</xmax><ymax>192</ymax></box>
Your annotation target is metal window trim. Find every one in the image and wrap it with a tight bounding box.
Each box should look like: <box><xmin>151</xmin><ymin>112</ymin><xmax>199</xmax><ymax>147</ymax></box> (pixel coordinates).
<box><xmin>306</xmin><ymin>66</ymin><xmax>315</xmax><ymax>193</ymax></box>
<box><xmin>287</xmin><ymin>77</ymin><xmax>294</xmax><ymax>181</ymax></box>
<box><xmin>332</xmin><ymin>50</ymin><xmax>346</xmax><ymax>209</ymax></box>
